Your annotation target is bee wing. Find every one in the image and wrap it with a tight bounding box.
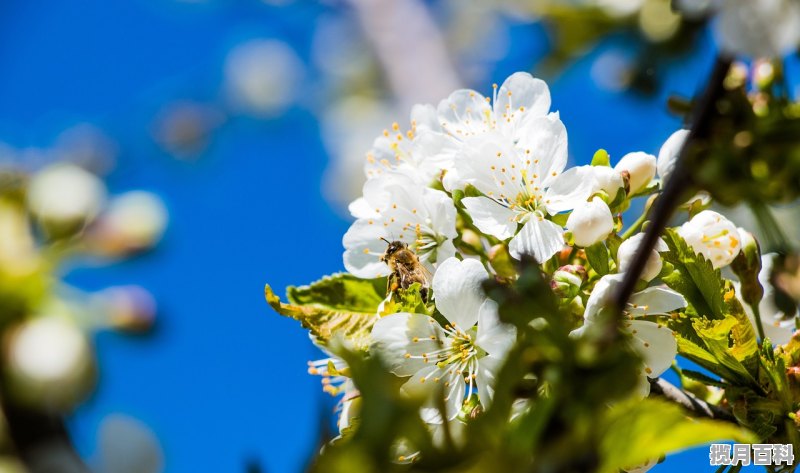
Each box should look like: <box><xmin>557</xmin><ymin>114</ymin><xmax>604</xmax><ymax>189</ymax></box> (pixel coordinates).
<box><xmin>416</xmin><ymin>264</ymin><xmax>432</xmax><ymax>288</ymax></box>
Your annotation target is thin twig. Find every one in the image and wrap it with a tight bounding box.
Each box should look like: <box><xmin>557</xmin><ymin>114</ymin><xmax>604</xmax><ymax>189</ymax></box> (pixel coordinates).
<box><xmin>1</xmin><ymin>399</ymin><xmax>90</xmax><ymax>473</ymax></box>
<box><xmin>649</xmin><ymin>377</ymin><xmax>735</xmax><ymax>421</ymax></box>
<box><xmin>612</xmin><ymin>55</ymin><xmax>733</xmax><ymax>313</ymax></box>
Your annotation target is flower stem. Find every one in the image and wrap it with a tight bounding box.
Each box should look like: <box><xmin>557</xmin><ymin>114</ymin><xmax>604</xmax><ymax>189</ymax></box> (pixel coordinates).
<box><xmin>751</xmin><ymin>300</ymin><xmax>767</xmax><ymax>342</ymax></box>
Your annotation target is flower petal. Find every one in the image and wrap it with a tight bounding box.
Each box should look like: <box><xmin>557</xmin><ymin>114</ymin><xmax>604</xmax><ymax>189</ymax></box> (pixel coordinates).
<box><xmin>371</xmin><ymin>313</ymin><xmax>448</xmax><ymax>377</ymax></box>
<box><xmin>432</xmin><ymin>258</ymin><xmax>488</xmax><ymax>329</ymax></box>
<box><xmin>516</xmin><ymin>114</ymin><xmax>568</xmax><ymax>187</ymax></box>
<box><xmin>565</xmin><ymin>197</ymin><xmax>614</xmax><ymax>247</ymax></box>
<box><xmin>476</xmin><ymin>300</ymin><xmax>516</xmax><ymax>359</ymax></box>
<box><xmin>584</xmin><ymin>273</ymin><xmax>625</xmax><ymax>322</ymax></box>
<box><xmin>342</xmin><ymin>219</ymin><xmax>392</xmax><ymax>278</ymax></box>
<box><xmin>543</xmin><ymin>166</ymin><xmax>598</xmax><ymax>214</ymax></box>
<box><xmin>494</xmin><ymin>72</ymin><xmax>551</xmax><ymax>137</ymax></box>
<box><xmin>626</xmin><ymin>319</ymin><xmax>677</xmax><ymax>379</ymax></box>
<box><xmin>508</xmin><ymin>217</ymin><xmax>565</xmax><ymax>263</ymax></box>
<box><xmin>627</xmin><ymin>287</ymin><xmax>687</xmax><ymax>317</ymax></box>
<box><xmin>437</xmin><ymin>89</ymin><xmax>493</xmax><ymax>138</ymax></box>
<box><xmin>477</xmin><ymin>355</ymin><xmax>504</xmax><ymax>409</ymax></box>
<box><xmin>461</xmin><ymin>197</ymin><xmax>517</xmax><ymax>240</ymax></box>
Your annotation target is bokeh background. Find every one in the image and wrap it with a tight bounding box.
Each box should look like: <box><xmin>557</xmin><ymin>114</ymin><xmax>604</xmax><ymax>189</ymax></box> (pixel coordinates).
<box><xmin>1</xmin><ymin>0</ymin><xmax>789</xmax><ymax>471</ymax></box>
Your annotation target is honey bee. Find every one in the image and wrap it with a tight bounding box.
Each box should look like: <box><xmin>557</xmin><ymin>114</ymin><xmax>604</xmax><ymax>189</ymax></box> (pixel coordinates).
<box><xmin>380</xmin><ymin>238</ymin><xmax>431</xmax><ymax>301</ymax></box>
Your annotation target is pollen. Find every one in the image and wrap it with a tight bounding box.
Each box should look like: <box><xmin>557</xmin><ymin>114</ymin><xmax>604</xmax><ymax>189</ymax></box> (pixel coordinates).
<box><xmin>392</xmin><ymin>122</ymin><xmax>399</xmax><ymax>131</ymax></box>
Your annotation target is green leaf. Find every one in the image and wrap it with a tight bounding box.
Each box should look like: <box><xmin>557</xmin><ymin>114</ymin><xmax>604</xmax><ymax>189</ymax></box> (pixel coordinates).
<box><xmin>662</xmin><ymin>229</ymin><xmax>725</xmax><ymax>320</ymax></box>
<box><xmin>287</xmin><ymin>273</ymin><xmax>386</xmax><ymax>313</ymax></box>
<box><xmin>600</xmin><ymin>398</ymin><xmax>756</xmax><ymax>473</ymax></box>
<box><xmin>591</xmin><ymin>148</ymin><xmax>610</xmax><ymax>166</ymax></box>
<box><xmin>265</xmin><ymin>283</ymin><xmax>378</xmax><ymax>350</ymax></box>
<box><xmin>585</xmin><ymin>242</ymin><xmax>610</xmax><ymax>276</ymax></box>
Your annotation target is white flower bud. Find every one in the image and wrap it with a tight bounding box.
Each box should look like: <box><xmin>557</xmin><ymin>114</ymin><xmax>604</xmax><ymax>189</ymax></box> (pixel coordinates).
<box><xmin>591</xmin><ymin>166</ymin><xmax>625</xmax><ymax>198</ymax></box>
<box><xmin>27</xmin><ymin>163</ymin><xmax>106</xmax><ymax>229</ymax></box>
<box><xmin>677</xmin><ymin>210</ymin><xmax>741</xmax><ymax>268</ymax></box>
<box><xmin>617</xmin><ymin>233</ymin><xmax>668</xmax><ymax>282</ymax></box>
<box><xmin>96</xmin><ymin>191</ymin><xmax>168</xmax><ymax>254</ymax></box>
<box><xmin>6</xmin><ymin>317</ymin><xmax>94</xmax><ymax>410</ymax></box>
<box><xmin>614</xmin><ymin>152</ymin><xmax>656</xmax><ymax>194</ymax></box>
<box><xmin>567</xmin><ymin>197</ymin><xmax>614</xmax><ymax>247</ymax></box>
<box><xmin>657</xmin><ymin>129</ymin><xmax>689</xmax><ymax>185</ymax></box>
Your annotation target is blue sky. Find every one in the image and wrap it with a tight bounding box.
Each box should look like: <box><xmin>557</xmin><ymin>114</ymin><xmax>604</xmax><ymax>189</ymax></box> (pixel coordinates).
<box><xmin>0</xmin><ymin>1</ymin><xmax>761</xmax><ymax>471</ymax></box>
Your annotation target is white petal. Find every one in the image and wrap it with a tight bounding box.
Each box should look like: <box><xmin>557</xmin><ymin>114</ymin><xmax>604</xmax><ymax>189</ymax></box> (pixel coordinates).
<box><xmin>565</xmin><ymin>197</ymin><xmax>614</xmax><ymax>247</ymax></box>
<box><xmin>348</xmin><ymin>197</ymin><xmax>377</xmax><ymax>219</ymax></box>
<box><xmin>614</xmin><ymin>151</ymin><xmax>656</xmax><ymax>194</ymax></box>
<box><xmin>591</xmin><ymin>166</ymin><xmax>625</xmax><ymax>197</ymax></box>
<box><xmin>494</xmin><ymin>72</ymin><xmax>551</xmax><ymax>137</ymax></box>
<box><xmin>543</xmin><ymin>166</ymin><xmax>598</xmax><ymax>214</ymax></box>
<box><xmin>626</xmin><ymin>319</ymin><xmax>677</xmax><ymax>378</ymax></box>
<box><xmin>432</xmin><ymin>258</ymin><xmax>488</xmax><ymax>329</ymax></box>
<box><xmin>476</xmin><ymin>300</ymin><xmax>516</xmax><ymax>358</ymax></box>
<box><xmin>410</xmin><ymin>103</ymin><xmax>439</xmax><ymax>131</ymax></box>
<box><xmin>437</xmin><ymin>89</ymin><xmax>493</xmax><ymax>138</ymax></box>
<box><xmin>627</xmin><ymin>287</ymin><xmax>687</xmax><ymax>316</ymax></box>
<box><xmin>516</xmin><ymin>114</ymin><xmax>568</xmax><ymax>187</ymax></box>
<box><xmin>401</xmin><ymin>363</ymin><xmax>448</xmax><ymax>398</ymax></box>
<box><xmin>677</xmin><ymin>210</ymin><xmax>741</xmax><ymax>268</ymax></box>
<box><xmin>508</xmin><ymin>217</ymin><xmax>565</xmax><ymax>263</ymax></box>
<box><xmin>617</xmin><ymin>234</ymin><xmax>665</xmax><ymax>282</ymax></box>
<box><xmin>342</xmin><ymin>219</ymin><xmax>391</xmax><ymax>278</ymax></box>
<box><xmin>477</xmin><ymin>355</ymin><xmax>504</xmax><ymax>409</ymax></box>
<box><xmin>371</xmin><ymin>313</ymin><xmax>447</xmax><ymax>377</ymax></box>
<box><xmin>461</xmin><ymin>197</ymin><xmax>518</xmax><ymax>240</ymax></box>
<box><xmin>454</xmin><ymin>134</ymin><xmax>526</xmax><ymax>199</ymax></box>
<box><xmin>584</xmin><ymin>273</ymin><xmax>625</xmax><ymax>322</ymax></box>
<box><xmin>657</xmin><ymin>129</ymin><xmax>689</xmax><ymax>184</ymax></box>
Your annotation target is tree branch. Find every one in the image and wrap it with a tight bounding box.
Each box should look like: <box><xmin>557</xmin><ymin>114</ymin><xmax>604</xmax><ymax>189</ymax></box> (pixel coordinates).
<box><xmin>1</xmin><ymin>398</ymin><xmax>90</xmax><ymax>473</ymax></box>
<box><xmin>649</xmin><ymin>377</ymin><xmax>735</xmax><ymax>421</ymax></box>
<box><xmin>612</xmin><ymin>55</ymin><xmax>733</xmax><ymax>313</ymax></box>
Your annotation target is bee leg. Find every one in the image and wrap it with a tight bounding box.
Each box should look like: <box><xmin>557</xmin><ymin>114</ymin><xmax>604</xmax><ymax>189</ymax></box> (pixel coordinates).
<box><xmin>420</xmin><ymin>287</ymin><xmax>428</xmax><ymax>303</ymax></box>
<box><xmin>387</xmin><ymin>274</ymin><xmax>400</xmax><ymax>296</ymax></box>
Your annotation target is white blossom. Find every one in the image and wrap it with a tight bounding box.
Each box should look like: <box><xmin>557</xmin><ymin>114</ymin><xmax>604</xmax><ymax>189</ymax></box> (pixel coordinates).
<box><xmin>617</xmin><ymin>233</ymin><xmax>668</xmax><ymax>282</ymax></box>
<box><xmin>362</xmin><ymin>104</ymin><xmax>457</xmax><ymax>186</ymax></box>
<box><xmin>454</xmin><ymin>116</ymin><xmax>597</xmax><ymax>262</ymax></box>
<box><xmin>370</xmin><ymin>258</ymin><xmax>516</xmax><ymax>418</ymax></box>
<box><xmin>614</xmin><ymin>151</ymin><xmax>656</xmax><ymax>194</ymax></box>
<box><xmin>417</xmin><ymin>72</ymin><xmax>555</xmax><ymax>190</ymax></box>
<box><xmin>27</xmin><ymin>163</ymin><xmax>106</xmax><ymax>227</ymax></box>
<box><xmin>657</xmin><ymin>129</ymin><xmax>689</xmax><ymax>185</ymax></box>
<box><xmin>678</xmin><ymin>210</ymin><xmax>742</xmax><ymax>269</ymax></box>
<box><xmin>566</xmin><ymin>197</ymin><xmax>614</xmax><ymax>247</ymax></box>
<box><xmin>343</xmin><ymin>172</ymin><xmax>457</xmax><ymax>278</ymax></box>
<box><xmin>579</xmin><ymin>274</ymin><xmax>683</xmax><ymax>397</ymax></box>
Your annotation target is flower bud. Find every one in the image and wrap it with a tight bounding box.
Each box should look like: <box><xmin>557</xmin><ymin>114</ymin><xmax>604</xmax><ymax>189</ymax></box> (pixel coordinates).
<box><xmin>87</xmin><ymin>191</ymin><xmax>168</xmax><ymax>256</ymax></box>
<box><xmin>731</xmin><ymin>228</ymin><xmax>763</xmax><ymax>307</ymax></box>
<box><xmin>591</xmin><ymin>148</ymin><xmax>610</xmax><ymax>167</ymax></box>
<box><xmin>5</xmin><ymin>317</ymin><xmax>95</xmax><ymax>411</ymax></box>
<box><xmin>677</xmin><ymin>210</ymin><xmax>741</xmax><ymax>269</ymax></box>
<box><xmin>566</xmin><ymin>197</ymin><xmax>614</xmax><ymax>247</ymax></box>
<box><xmin>657</xmin><ymin>129</ymin><xmax>689</xmax><ymax>185</ymax></box>
<box><xmin>458</xmin><ymin>229</ymin><xmax>484</xmax><ymax>255</ymax></box>
<box><xmin>591</xmin><ymin>166</ymin><xmax>624</xmax><ymax>199</ymax></box>
<box><xmin>27</xmin><ymin>164</ymin><xmax>106</xmax><ymax>236</ymax></box>
<box><xmin>93</xmin><ymin>285</ymin><xmax>157</xmax><ymax>333</ymax></box>
<box><xmin>489</xmin><ymin>244</ymin><xmax>517</xmax><ymax>279</ymax></box>
<box><xmin>551</xmin><ymin>265</ymin><xmax>586</xmax><ymax>299</ymax></box>
<box><xmin>617</xmin><ymin>233</ymin><xmax>667</xmax><ymax>282</ymax></box>
<box><xmin>614</xmin><ymin>152</ymin><xmax>656</xmax><ymax>194</ymax></box>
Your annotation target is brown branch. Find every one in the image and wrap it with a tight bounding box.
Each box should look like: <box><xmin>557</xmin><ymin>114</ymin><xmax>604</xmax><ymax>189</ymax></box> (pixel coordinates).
<box><xmin>612</xmin><ymin>55</ymin><xmax>733</xmax><ymax>313</ymax></box>
<box><xmin>649</xmin><ymin>377</ymin><xmax>735</xmax><ymax>422</ymax></box>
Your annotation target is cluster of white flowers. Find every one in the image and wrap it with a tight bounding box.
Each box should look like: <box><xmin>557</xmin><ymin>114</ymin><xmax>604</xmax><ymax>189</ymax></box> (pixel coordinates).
<box><xmin>303</xmin><ymin>72</ymin><xmax>797</xmax><ymax>454</ymax></box>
